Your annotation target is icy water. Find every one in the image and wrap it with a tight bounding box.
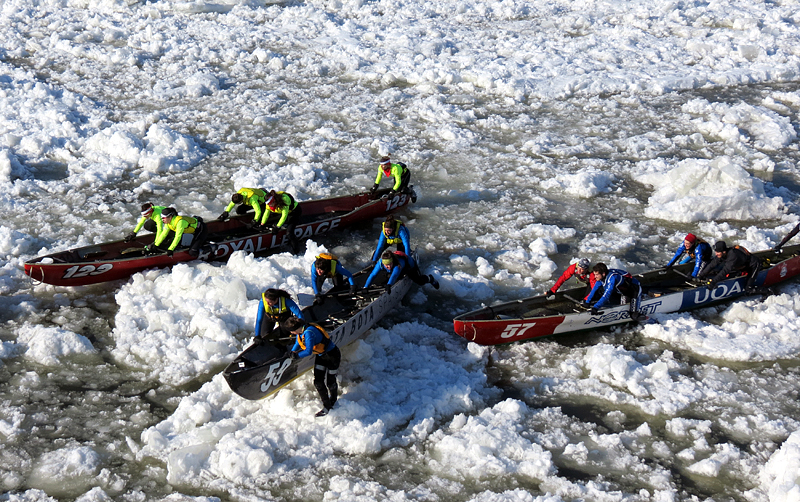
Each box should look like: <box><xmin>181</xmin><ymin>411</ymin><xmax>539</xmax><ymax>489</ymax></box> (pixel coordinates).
<box><xmin>3</xmin><ymin>0</ymin><xmax>800</xmax><ymax>501</ymax></box>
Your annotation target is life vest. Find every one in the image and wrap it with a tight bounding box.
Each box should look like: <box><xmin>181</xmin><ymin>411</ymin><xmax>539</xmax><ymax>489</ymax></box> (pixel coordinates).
<box><xmin>167</xmin><ymin>215</ymin><xmax>197</xmax><ymax>234</ymax></box>
<box><xmin>296</xmin><ymin>323</ymin><xmax>332</xmax><ymax>354</ymax></box>
<box><xmin>734</xmin><ymin>245</ymin><xmax>750</xmax><ymax>255</ymax></box>
<box><xmin>316</xmin><ymin>253</ymin><xmax>338</xmax><ymax>277</ymax></box>
<box><xmin>262</xmin><ymin>295</ymin><xmax>290</xmax><ymax>321</ymax></box>
<box><xmin>383</xmin><ymin>221</ymin><xmax>404</xmax><ymax>245</ymax></box>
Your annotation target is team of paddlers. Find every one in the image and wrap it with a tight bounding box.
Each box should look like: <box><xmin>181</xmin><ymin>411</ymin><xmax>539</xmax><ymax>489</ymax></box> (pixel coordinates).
<box><xmin>547</xmin><ymin>226</ymin><xmax>800</xmax><ymax>321</ymax></box>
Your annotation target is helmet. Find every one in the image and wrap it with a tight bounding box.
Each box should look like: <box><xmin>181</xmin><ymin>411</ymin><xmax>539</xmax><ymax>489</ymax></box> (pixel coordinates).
<box><xmin>685</xmin><ymin>233</ymin><xmax>697</xmax><ymax>244</ymax></box>
<box><xmin>161</xmin><ymin>207</ymin><xmax>178</xmax><ymax>219</ymax></box>
<box><xmin>379</xmin><ymin>155</ymin><xmax>391</xmax><ymax>166</ymax></box>
<box><xmin>713</xmin><ymin>241</ymin><xmax>727</xmax><ymax>252</ymax></box>
<box><xmin>140</xmin><ymin>203</ymin><xmax>154</xmax><ymax>216</ymax></box>
<box><xmin>577</xmin><ymin>258</ymin><xmax>590</xmax><ymax>270</ymax></box>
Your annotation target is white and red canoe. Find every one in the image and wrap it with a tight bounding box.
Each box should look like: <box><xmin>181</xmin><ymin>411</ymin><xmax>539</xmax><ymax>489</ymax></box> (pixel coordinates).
<box><xmin>453</xmin><ymin>245</ymin><xmax>800</xmax><ymax>346</ymax></box>
<box><xmin>24</xmin><ymin>189</ymin><xmax>414</xmax><ymax>286</ymax></box>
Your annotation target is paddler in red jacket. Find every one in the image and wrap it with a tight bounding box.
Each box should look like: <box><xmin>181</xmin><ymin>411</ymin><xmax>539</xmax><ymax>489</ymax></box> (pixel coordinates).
<box><xmin>547</xmin><ymin>258</ymin><xmax>598</xmax><ymax>301</ymax></box>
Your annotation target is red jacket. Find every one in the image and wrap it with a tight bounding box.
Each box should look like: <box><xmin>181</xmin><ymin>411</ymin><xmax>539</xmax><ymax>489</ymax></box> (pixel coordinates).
<box><xmin>550</xmin><ymin>263</ymin><xmax>597</xmax><ymax>300</ymax></box>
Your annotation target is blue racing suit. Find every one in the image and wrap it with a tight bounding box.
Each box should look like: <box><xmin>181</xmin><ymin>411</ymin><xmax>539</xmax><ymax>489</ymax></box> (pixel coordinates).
<box><xmin>364</xmin><ymin>254</ymin><xmax>408</xmax><ymax>287</ymax></box>
<box><xmin>667</xmin><ymin>241</ymin><xmax>712</xmax><ymax>278</ymax></box>
<box><xmin>586</xmin><ymin>269</ymin><xmax>642</xmax><ymax>311</ymax></box>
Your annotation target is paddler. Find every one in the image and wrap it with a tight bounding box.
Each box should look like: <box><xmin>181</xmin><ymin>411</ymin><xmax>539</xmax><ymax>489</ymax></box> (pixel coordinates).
<box><xmin>264</xmin><ymin>190</ymin><xmax>303</xmax><ymax>254</ymax></box>
<box><xmin>364</xmin><ymin>250</ymin><xmax>438</xmax><ymax>292</ymax></box>
<box><xmin>585</xmin><ymin>263</ymin><xmax>644</xmax><ymax>321</ymax></box>
<box><xmin>697</xmin><ymin>241</ymin><xmax>761</xmax><ymax>293</ymax></box>
<box><xmin>283</xmin><ymin>316</ymin><xmax>341</xmax><ymax>417</ymax></box>
<box><xmin>547</xmin><ymin>257</ymin><xmax>597</xmax><ymax>301</ymax></box>
<box><xmin>218</xmin><ymin>188</ymin><xmax>268</xmax><ymax>225</ymax></box>
<box><xmin>124</xmin><ymin>202</ymin><xmax>165</xmax><ymax>242</ymax></box>
<box><xmin>371</xmin><ymin>215</ymin><xmax>414</xmax><ymax>266</ymax></box>
<box><xmin>254</xmin><ymin>288</ymin><xmax>304</xmax><ymax>344</ymax></box>
<box><xmin>146</xmin><ymin>207</ymin><xmax>208</xmax><ymax>257</ymax></box>
<box><xmin>370</xmin><ymin>155</ymin><xmax>415</xmax><ymax>201</ymax></box>
<box><xmin>311</xmin><ymin>253</ymin><xmax>357</xmax><ymax>305</ymax></box>
<box><xmin>665</xmin><ymin>233</ymin><xmax>712</xmax><ymax>278</ymax></box>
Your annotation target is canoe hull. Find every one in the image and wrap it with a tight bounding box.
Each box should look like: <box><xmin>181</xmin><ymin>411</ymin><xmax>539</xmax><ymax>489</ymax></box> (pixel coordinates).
<box><xmin>223</xmin><ymin>266</ymin><xmax>414</xmax><ymax>400</ymax></box>
<box><xmin>24</xmin><ymin>190</ymin><xmax>412</xmax><ymax>286</ymax></box>
<box><xmin>454</xmin><ymin>246</ymin><xmax>800</xmax><ymax>345</ymax></box>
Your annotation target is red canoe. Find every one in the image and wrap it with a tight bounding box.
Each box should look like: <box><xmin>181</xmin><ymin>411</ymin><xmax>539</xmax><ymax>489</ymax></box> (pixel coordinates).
<box><xmin>453</xmin><ymin>244</ymin><xmax>800</xmax><ymax>345</ymax></box>
<box><xmin>24</xmin><ymin>189</ymin><xmax>414</xmax><ymax>286</ymax></box>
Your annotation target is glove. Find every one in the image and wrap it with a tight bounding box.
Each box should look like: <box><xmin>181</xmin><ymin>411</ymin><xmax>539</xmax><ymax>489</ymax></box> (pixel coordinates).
<box><xmin>251</xmin><ymin>336</ymin><xmax>264</xmax><ymax>345</ymax></box>
<box><xmin>166</xmin><ymin>249</ymin><xmax>174</xmax><ymax>257</ymax></box>
<box><xmin>388</xmin><ymin>190</ymin><xmax>397</xmax><ymax>197</ymax></box>
<box><xmin>289</xmin><ymin>351</ymin><xmax>299</xmax><ymax>360</ymax></box>
<box><xmin>705</xmin><ymin>280</ymin><xmax>714</xmax><ymax>290</ymax></box>
<box><xmin>144</xmin><ymin>244</ymin><xmax>156</xmax><ymax>253</ymax></box>
<box><xmin>582</xmin><ymin>301</ymin><xmax>591</xmax><ymax>308</ymax></box>
<box><xmin>218</xmin><ymin>211</ymin><xmax>229</xmax><ymax>221</ymax></box>
<box><xmin>124</xmin><ymin>232</ymin><xmax>136</xmax><ymax>242</ymax></box>
<box><xmin>664</xmin><ymin>264</ymin><xmax>672</xmax><ymax>270</ymax></box>
<box><xmin>546</xmin><ymin>292</ymin><xmax>556</xmax><ymax>300</ymax></box>
<box><xmin>370</xmin><ymin>183</ymin><xmax>379</xmax><ymax>193</ymax></box>
<box><xmin>268</xmin><ymin>224</ymin><xmax>278</xmax><ymax>233</ymax></box>
<box><xmin>774</xmin><ymin>246</ymin><xmax>783</xmax><ymax>254</ymax></box>
<box><xmin>386</xmin><ymin>285</ymin><xmax>392</xmax><ymax>295</ymax></box>
<box><xmin>590</xmin><ymin>308</ymin><xmax>600</xmax><ymax>315</ymax></box>
<box><xmin>314</xmin><ymin>294</ymin><xmax>325</xmax><ymax>305</ymax></box>
<box><xmin>349</xmin><ymin>284</ymin><xmax>358</xmax><ymax>294</ymax></box>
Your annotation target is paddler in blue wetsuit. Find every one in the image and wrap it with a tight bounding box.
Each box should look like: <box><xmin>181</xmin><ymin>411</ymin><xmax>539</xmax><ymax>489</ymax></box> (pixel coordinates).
<box><xmin>254</xmin><ymin>288</ymin><xmax>304</xmax><ymax>345</ymax></box>
<box><xmin>666</xmin><ymin>233</ymin><xmax>712</xmax><ymax>278</ymax></box>
<box><xmin>364</xmin><ymin>250</ymin><xmax>438</xmax><ymax>292</ymax></box>
<box><xmin>284</xmin><ymin>316</ymin><xmax>341</xmax><ymax>417</ymax></box>
<box><xmin>585</xmin><ymin>263</ymin><xmax>645</xmax><ymax>321</ymax></box>
<box><xmin>371</xmin><ymin>215</ymin><xmax>414</xmax><ymax>265</ymax></box>
<box><xmin>124</xmin><ymin>203</ymin><xmax>165</xmax><ymax>242</ymax></box>
<box><xmin>311</xmin><ymin>253</ymin><xmax>357</xmax><ymax>305</ymax></box>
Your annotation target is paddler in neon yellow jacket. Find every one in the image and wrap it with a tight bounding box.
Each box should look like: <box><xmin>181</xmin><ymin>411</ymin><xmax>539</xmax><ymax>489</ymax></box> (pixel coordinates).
<box><xmin>147</xmin><ymin>207</ymin><xmax>209</xmax><ymax>257</ymax></box>
<box><xmin>371</xmin><ymin>155</ymin><xmax>410</xmax><ymax>195</ymax></box>
<box><xmin>124</xmin><ymin>203</ymin><xmax>165</xmax><ymax>242</ymax></box>
<box><xmin>218</xmin><ymin>188</ymin><xmax>267</xmax><ymax>224</ymax></box>
<box><xmin>264</xmin><ymin>190</ymin><xmax>303</xmax><ymax>253</ymax></box>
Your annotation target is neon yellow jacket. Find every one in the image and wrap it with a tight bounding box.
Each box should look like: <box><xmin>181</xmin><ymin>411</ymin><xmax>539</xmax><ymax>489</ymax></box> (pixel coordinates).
<box><xmin>133</xmin><ymin>205</ymin><xmax>166</xmax><ymax>234</ymax></box>
<box><xmin>224</xmin><ymin>188</ymin><xmax>267</xmax><ymax>223</ymax></box>
<box><xmin>266</xmin><ymin>192</ymin><xmax>298</xmax><ymax>227</ymax></box>
<box><xmin>374</xmin><ymin>163</ymin><xmax>407</xmax><ymax>191</ymax></box>
<box><xmin>155</xmin><ymin>215</ymin><xmax>198</xmax><ymax>251</ymax></box>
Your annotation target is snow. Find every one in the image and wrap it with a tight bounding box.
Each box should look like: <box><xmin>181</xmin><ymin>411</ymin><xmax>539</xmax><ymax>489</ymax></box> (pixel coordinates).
<box><xmin>2</xmin><ymin>0</ymin><xmax>800</xmax><ymax>499</ymax></box>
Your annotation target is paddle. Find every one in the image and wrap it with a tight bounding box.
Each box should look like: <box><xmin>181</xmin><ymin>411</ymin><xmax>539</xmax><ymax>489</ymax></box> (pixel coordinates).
<box><xmin>659</xmin><ymin>267</ymin><xmax>697</xmax><ymax>287</ymax></box>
